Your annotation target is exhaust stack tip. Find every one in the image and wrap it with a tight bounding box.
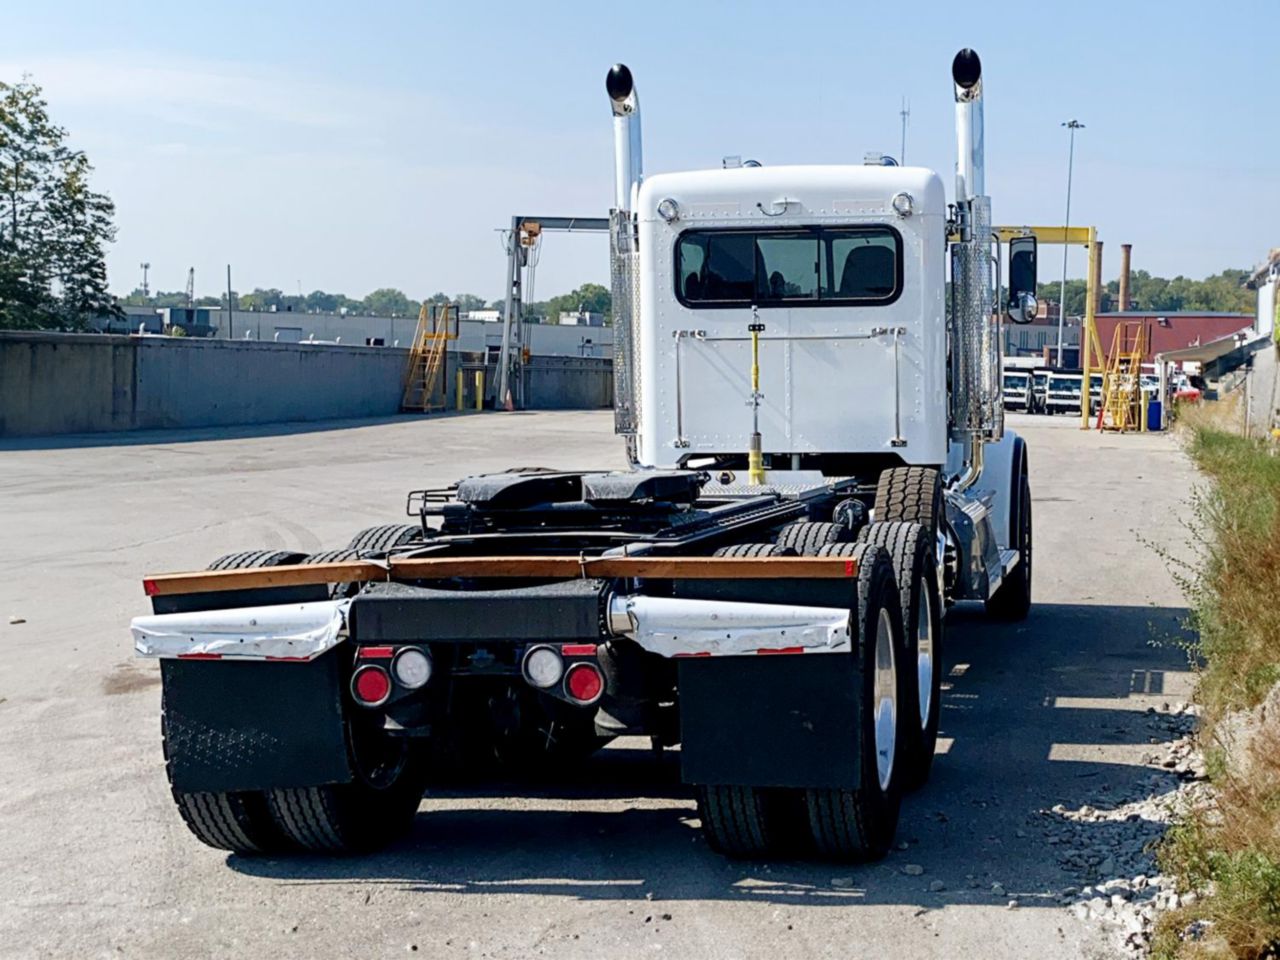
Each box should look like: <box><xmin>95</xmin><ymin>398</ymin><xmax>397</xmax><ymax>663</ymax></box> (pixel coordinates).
<box><xmin>606</xmin><ymin>64</ymin><xmax>635</xmax><ymax>104</ymax></box>
<box><xmin>952</xmin><ymin>48</ymin><xmax>982</xmax><ymax>92</ymax></box>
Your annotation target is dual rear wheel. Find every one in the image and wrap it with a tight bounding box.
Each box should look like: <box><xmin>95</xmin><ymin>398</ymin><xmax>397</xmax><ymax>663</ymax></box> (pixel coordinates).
<box><xmin>696</xmin><ymin>542</ymin><xmax>905</xmax><ymax>860</ymax></box>
<box><xmin>163</xmin><ymin>549</ymin><xmax>427</xmax><ymax>856</ymax></box>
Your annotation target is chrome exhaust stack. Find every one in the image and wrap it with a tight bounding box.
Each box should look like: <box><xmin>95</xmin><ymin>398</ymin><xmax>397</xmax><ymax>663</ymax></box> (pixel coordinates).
<box><xmin>952</xmin><ymin>49</ymin><xmax>984</xmax><ymax>204</ymax></box>
<box><xmin>949</xmin><ymin>49</ymin><xmax>999</xmax><ymax>490</ymax></box>
<box><xmin>606</xmin><ymin>64</ymin><xmax>643</xmax><ymax>213</ymax></box>
<box><xmin>606</xmin><ymin>64</ymin><xmax>643</xmax><ymax>449</ymax></box>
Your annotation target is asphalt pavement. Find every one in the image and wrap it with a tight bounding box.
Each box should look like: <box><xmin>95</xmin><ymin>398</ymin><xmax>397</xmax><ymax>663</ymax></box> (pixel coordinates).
<box><xmin>0</xmin><ymin>411</ymin><xmax>1198</xmax><ymax>959</ymax></box>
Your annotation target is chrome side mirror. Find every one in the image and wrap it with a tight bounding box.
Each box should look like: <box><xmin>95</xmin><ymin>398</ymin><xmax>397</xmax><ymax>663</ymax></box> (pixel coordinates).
<box><xmin>1006</xmin><ymin>234</ymin><xmax>1038</xmax><ymax>324</ymax></box>
<box><xmin>1009</xmin><ymin>291</ymin><xmax>1038</xmax><ymax>325</ymax></box>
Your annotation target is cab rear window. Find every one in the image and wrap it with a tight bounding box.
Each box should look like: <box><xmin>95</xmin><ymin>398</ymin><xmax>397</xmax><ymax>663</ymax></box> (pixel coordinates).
<box><xmin>675</xmin><ymin>226</ymin><xmax>902</xmax><ymax>308</ymax></box>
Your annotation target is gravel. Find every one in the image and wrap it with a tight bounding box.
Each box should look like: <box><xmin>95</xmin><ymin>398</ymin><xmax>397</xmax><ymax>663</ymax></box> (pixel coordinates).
<box><xmin>1041</xmin><ymin>703</ymin><xmax>1211</xmax><ymax>957</ymax></box>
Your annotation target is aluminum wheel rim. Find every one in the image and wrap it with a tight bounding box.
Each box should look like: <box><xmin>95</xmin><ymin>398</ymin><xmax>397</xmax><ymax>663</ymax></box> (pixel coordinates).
<box><xmin>917</xmin><ymin>586</ymin><xmax>935</xmax><ymax>729</ymax></box>
<box><xmin>873</xmin><ymin>607</ymin><xmax>897</xmax><ymax>792</ymax></box>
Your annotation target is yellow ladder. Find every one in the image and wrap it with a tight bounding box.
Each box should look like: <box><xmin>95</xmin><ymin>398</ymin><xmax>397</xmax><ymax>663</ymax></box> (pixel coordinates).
<box><xmin>401</xmin><ymin>303</ymin><xmax>457</xmax><ymax>412</ymax></box>
<box><xmin>1100</xmin><ymin>322</ymin><xmax>1145</xmax><ymax>432</ymax></box>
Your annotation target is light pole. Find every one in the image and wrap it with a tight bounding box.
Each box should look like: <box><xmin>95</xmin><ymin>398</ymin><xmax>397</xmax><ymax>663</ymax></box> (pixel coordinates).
<box><xmin>1057</xmin><ymin>120</ymin><xmax>1083</xmax><ymax>366</ymax></box>
<box><xmin>899</xmin><ymin>97</ymin><xmax>910</xmax><ymax>165</ymax></box>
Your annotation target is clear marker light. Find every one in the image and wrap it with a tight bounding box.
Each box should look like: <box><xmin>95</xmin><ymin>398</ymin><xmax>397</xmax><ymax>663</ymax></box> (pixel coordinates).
<box><xmin>523</xmin><ymin>646</ymin><xmax>564</xmax><ymax>689</ymax></box>
<box><xmin>392</xmin><ymin>648</ymin><xmax>432</xmax><ymax>689</ymax></box>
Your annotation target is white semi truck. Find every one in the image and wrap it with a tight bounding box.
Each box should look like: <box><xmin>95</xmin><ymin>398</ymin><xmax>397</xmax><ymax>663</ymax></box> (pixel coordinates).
<box><xmin>131</xmin><ymin>49</ymin><xmax>1037</xmax><ymax>861</ymax></box>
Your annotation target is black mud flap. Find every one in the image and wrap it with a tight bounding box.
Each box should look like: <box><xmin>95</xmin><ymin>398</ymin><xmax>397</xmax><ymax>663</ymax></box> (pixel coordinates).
<box><xmin>161</xmin><ymin>654</ymin><xmax>352</xmax><ymax>794</ymax></box>
<box><xmin>673</xmin><ymin>576</ymin><xmax>863</xmax><ymax>789</ymax></box>
<box><xmin>677</xmin><ymin>652</ymin><xmax>863</xmax><ymax>789</ymax></box>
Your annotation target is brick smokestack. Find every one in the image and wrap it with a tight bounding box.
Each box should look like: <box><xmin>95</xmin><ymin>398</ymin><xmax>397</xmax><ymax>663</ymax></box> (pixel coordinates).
<box><xmin>1118</xmin><ymin>243</ymin><xmax>1132</xmax><ymax>311</ymax></box>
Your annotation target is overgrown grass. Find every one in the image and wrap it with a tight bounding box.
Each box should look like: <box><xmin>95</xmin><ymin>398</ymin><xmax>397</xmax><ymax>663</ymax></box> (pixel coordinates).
<box><xmin>1153</xmin><ymin>415</ymin><xmax>1280</xmax><ymax>959</ymax></box>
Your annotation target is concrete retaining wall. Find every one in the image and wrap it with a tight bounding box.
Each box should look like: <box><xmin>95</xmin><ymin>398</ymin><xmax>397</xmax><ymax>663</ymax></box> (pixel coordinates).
<box><xmin>0</xmin><ymin>331</ymin><xmax>612</xmax><ymax>437</ymax></box>
<box><xmin>0</xmin><ymin>333</ymin><xmax>139</xmax><ymax>435</ymax></box>
<box><xmin>1245</xmin><ymin>341</ymin><xmax>1279</xmax><ymax>438</ymax></box>
<box><xmin>523</xmin><ymin>356</ymin><xmax>613</xmax><ymax>409</ymax></box>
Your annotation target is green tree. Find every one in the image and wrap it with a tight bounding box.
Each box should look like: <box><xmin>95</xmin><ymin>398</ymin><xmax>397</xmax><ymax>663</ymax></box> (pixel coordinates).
<box><xmin>454</xmin><ymin>293</ymin><xmax>487</xmax><ymax>313</ymax></box>
<box><xmin>0</xmin><ymin>77</ymin><xmax>120</xmax><ymax>329</ymax></box>
<box><xmin>302</xmin><ymin>289</ymin><xmax>361</xmax><ymax>314</ymax></box>
<box><xmin>361</xmin><ymin>287</ymin><xmax>419</xmax><ymax>317</ymax></box>
<box><xmin>542</xmin><ymin>282</ymin><xmax>612</xmax><ymax>323</ymax></box>
<box><xmin>1039</xmin><ymin>268</ymin><xmax>1253</xmax><ymax>318</ymax></box>
<box><xmin>46</xmin><ymin>153</ymin><xmax>119</xmax><ymax>325</ymax></box>
<box><xmin>150</xmin><ymin>289</ymin><xmax>194</xmax><ymax>308</ymax></box>
<box><xmin>239</xmin><ymin>287</ymin><xmax>285</xmax><ymax>311</ymax></box>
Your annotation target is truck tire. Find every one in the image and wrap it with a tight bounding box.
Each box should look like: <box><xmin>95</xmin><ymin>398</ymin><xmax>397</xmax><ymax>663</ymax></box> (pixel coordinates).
<box><xmin>804</xmin><ymin>542</ymin><xmax>905</xmax><ymax>860</ymax></box>
<box><xmin>712</xmin><ymin>543</ymin><xmax>793</xmax><ymax>558</ymax></box>
<box><xmin>775</xmin><ymin>521</ymin><xmax>852</xmax><ymax>555</ymax></box>
<box><xmin>854</xmin><ymin>522</ymin><xmax>942</xmax><ymax>790</ymax></box>
<box><xmin>696</xmin><ymin>785</ymin><xmax>775</xmax><ymax>857</ymax></box>
<box><xmin>208</xmin><ymin>549</ymin><xmax>307</xmax><ymax>570</ymax></box>
<box><xmin>167</xmin><ymin>777</ymin><xmax>292</xmax><ymax>855</ymax></box>
<box><xmin>986</xmin><ymin>445</ymin><xmax>1032</xmax><ymax>621</ymax></box>
<box><xmin>347</xmin><ymin>523</ymin><xmax>423</xmax><ymax>555</ymax></box>
<box><xmin>163</xmin><ymin>549</ymin><xmax>308</xmax><ymax>854</ymax></box>
<box><xmin>301</xmin><ymin>547</ymin><xmax>362</xmax><ymax>598</ymax></box>
<box><xmin>265</xmin><ymin>719</ymin><xmax>427</xmax><ymax>853</ymax></box>
<box><xmin>873</xmin><ymin>467</ymin><xmax>942</xmax><ymax>537</ymax></box>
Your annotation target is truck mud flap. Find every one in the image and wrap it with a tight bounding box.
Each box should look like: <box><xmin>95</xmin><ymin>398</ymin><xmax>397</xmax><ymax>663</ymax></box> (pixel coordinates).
<box><xmin>161</xmin><ymin>655</ymin><xmax>352</xmax><ymax>794</ymax></box>
<box><xmin>677</xmin><ymin>652</ymin><xmax>862</xmax><ymax>789</ymax></box>
<box><xmin>672</xmin><ymin>576</ymin><xmax>863</xmax><ymax>789</ymax></box>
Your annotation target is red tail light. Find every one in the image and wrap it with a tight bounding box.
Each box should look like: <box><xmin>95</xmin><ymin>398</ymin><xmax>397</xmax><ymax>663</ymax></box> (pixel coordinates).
<box><xmin>351</xmin><ymin>665</ymin><xmax>391</xmax><ymax>707</ymax></box>
<box><xmin>564</xmin><ymin>663</ymin><xmax>604</xmax><ymax>704</ymax></box>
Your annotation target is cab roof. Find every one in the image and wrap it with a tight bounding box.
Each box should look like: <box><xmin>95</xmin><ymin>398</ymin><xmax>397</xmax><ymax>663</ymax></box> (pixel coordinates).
<box><xmin>638</xmin><ymin>165</ymin><xmax>946</xmax><ymax>223</ymax></box>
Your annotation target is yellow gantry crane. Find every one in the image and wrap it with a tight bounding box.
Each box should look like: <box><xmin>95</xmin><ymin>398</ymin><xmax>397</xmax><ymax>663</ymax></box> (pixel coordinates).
<box><xmin>1099</xmin><ymin>322</ymin><xmax>1147</xmax><ymax>432</ymax></box>
<box><xmin>989</xmin><ymin>225</ymin><xmax>1104</xmax><ymax>429</ymax></box>
<box><xmin>401</xmin><ymin>303</ymin><xmax>458</xmax><ymax>412</ymax></box>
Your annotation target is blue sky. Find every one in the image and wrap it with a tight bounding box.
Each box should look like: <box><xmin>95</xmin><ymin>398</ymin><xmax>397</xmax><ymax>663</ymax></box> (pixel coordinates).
<box><xmin>3</xmin><ymin>0</ymin><xmax>1276</xmax><ymax>303</ymax></box>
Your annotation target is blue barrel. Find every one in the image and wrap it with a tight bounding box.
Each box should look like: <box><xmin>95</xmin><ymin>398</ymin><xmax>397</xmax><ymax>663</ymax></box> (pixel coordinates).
<box><xmin>1147</xmin><ymin>400</ymin><xmax>1163</xmax><ymax>431</ymax></box>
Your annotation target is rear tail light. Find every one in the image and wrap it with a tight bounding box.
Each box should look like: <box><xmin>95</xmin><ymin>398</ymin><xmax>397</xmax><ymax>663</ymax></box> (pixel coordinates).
<box><xmin>523</xmin><ymin>645</ymin><xmax>564</xmax><ymax>689</ymax></box>
<box><xmin>351</xmin><ymin>665</ymin><xmax>392</xmax><ymax>707</ymax></box>
<box><xmin>564</xmin><ymin>663</ymin><xmax>604</xmax><ymax>705</ymax></box>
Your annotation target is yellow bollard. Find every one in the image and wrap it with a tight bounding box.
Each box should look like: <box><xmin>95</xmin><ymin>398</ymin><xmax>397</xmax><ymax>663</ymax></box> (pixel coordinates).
<box><xmin>474</xmin><ymin>370</ymin><xmax>484</xmax><ymax>411</ymax></box>
<box><xmin>455</xmin><ymin>369</ymin><xmax>464</xmax><ymax>411</ymax></box>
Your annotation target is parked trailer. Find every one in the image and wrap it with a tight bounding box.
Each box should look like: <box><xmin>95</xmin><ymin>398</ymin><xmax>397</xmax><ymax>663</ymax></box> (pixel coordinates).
<box><xmin>132</xmin><ymin>49</ymin><xmax>1037</xmax><ymax>861</ymax></box>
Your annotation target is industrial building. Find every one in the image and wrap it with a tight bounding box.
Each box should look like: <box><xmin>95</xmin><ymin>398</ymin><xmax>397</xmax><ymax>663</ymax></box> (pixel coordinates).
<box><xmin>1095</xmin><ymin>312</ymin><xmax>1254</xmax><ymax>364</ymax></box>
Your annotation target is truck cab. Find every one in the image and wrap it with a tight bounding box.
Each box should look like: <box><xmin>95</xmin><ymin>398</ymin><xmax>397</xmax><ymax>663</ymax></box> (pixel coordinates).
<box><xmin>1002</xmin><ymin>370</ymin><xmax>1033</xmax><ymax>411</ymax></box>
<box><xmin>1031</xmin><ymin>368</ymin><xmax>1051</xmax><ymax>414</ymax></box>
<box><xmin>1046</xmin><ymin>371</ymin><xmax>1083</xmax><ymax>414</ymax></box>
<box><xmin>632</xmin><ymin>166</ymin><xmax>947</xmax><ymax>469</ymax></box>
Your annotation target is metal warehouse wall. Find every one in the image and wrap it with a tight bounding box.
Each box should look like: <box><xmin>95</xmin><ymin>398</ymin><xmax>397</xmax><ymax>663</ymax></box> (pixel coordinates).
<box><xmin>1004</xmin><ymin>325</ymin><xmax>1080</xmax><ymax>356</ymax></box>
<box><xmin>0</xmin><ymin>332</ymin><xmax>612</xmax><ymax>438</ymax></box>
<box><xmin>201</xmin><ymin>310</ymin><xmax>613</xmax><ymax>359</ymax></box>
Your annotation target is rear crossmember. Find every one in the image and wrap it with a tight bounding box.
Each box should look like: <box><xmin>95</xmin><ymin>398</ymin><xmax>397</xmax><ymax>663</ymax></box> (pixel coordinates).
<box><xmin>141</xmin><ymin>554</ymin><xmax>861</xmax><ymax>597</ymax></box>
